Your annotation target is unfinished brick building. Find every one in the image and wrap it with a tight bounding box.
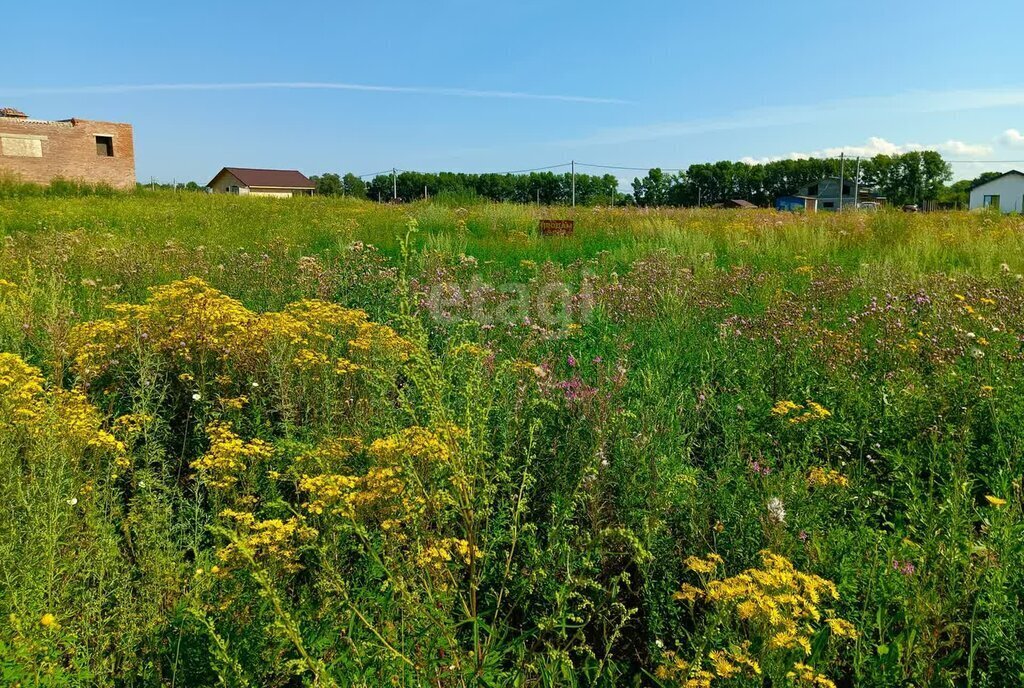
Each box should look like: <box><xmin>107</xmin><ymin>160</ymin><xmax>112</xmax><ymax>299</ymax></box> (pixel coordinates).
<box><xmin>0</xmin><ymin>108</ymin><xmax>136</xmax><ymax>189</ymax></box>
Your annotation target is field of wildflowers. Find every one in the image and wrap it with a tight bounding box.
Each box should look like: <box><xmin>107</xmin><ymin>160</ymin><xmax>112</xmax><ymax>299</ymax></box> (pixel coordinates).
<box><xmin>1</xmin><ymin>191</ymin><xmax>1023</xmax><ymax>686</ymax></box>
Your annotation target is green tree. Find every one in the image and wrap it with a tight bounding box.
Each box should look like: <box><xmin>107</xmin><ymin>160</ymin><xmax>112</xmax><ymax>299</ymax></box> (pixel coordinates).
<box><xmin>937</xmin><ymin>171</ymin><xmax>1004</xmax><ymax>209</ymax></box>
<box><xmin>342</xmin><ymin>173</ymin><xmax>367</xmax><ymax>199</ymax></box>
<box><xmin>862</xmin><ymin>152</ymin><xmax>951</xmax><ymax>205</ymax></box>
<box><xmin>631</xmin><ymin>168</ymin><xmax>671</xmax><ymax>207</ymax></box>
<box><xmin>311</xmin><ymin>172</ymin><xmax>344</xmax><ymax>196</ymax></box>
<box><xmin>937</xmin><ymin>179</ymin><xmax>973</xmax><ymax>208</ymax></box>
<box><xmin>919</xmin><ymin>151</ymin><xmax>953</xmax><ymax>200</ymax></box>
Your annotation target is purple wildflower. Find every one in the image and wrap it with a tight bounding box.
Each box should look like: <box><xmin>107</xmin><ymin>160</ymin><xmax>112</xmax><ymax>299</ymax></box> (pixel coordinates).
<box><xmin>892</xmin><ymin>559</ymin><xmax>916</xmax><ymax>576</ymax></box>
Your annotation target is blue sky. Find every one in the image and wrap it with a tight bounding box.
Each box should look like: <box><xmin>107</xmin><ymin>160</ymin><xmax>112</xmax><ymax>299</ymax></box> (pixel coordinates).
<box><xmin>4</xmin><ymin>0</ymin><xmax>1024</xmax><ymax>185</ymax></box>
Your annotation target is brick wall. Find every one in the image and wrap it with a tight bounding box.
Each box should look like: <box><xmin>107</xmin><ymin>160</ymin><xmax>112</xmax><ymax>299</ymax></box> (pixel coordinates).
<box><xmin>0</xmin><ymin>117</ymin><xmax>136</xmax><ymax>189</ymax></box>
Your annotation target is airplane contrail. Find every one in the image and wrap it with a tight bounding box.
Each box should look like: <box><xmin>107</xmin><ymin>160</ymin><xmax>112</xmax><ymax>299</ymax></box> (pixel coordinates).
<box><xmin>0</xmin><ymin>81</ymin><xmax>629</xmax><ymax>105</ymax></box>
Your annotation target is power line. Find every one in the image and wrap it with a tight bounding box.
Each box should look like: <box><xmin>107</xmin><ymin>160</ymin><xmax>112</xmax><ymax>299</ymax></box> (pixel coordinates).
<box><xmin>365</xmin><ymin>163</ymin><xmax>573</xmax><ymax>178</ymax></box>
<box><xmin>498</xmin><ymin>163</ymin><xmax>572</xmax><ymax>175</ymax></box>
<box><xmin>354</xmin><ymin>169</ymin><xmax>394</xmax><ymax>179</ymax></box>
<box><xmin>576</xmin><ymin>161</ymin><xmax>686</xmax><ymax>172</ymax></box>
<box><xmin>403</xmin><ymin>164</ymin><xmax>572</xmax><ymax>175</ymax></box>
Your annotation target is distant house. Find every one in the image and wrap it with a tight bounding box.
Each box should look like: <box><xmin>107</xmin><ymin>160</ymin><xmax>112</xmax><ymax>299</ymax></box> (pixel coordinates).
<box><xmin>969</xmin><ymin>170</ymin><xmax>1024</xmax><ymax>213</ymax></box>
<box><xmin>797</xmin><ymin>177</ymin><xmax>856</xmax><ymax>211</ymax></box>
<box><xmin>0</xmin><ymin>106</ymin><xmax>135</xmax><ymax>189</ymax></box>
<box><xmin>774</xmin><ymin>195</ymin><xmax>818</xmax><ymax>212</ymax></box>
<box><xmin>207</xmin><ymin>167</ymin><xmax>315</xmax><ymax>197</ymax></box>
<box><xmin>721</xmin><ymin>199</ymin><xmax>757</xmax><ymax>209</ymax></box>
<box><xmin>787</xmin><ymin>176</ymin><xmax>885</xmax><ymax>212</ymax></box>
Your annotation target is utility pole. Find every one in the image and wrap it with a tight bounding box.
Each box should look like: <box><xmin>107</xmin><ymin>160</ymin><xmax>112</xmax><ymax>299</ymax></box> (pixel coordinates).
<box><xmin>853</xmin><ymin>157</ymin><xmax>861</xmax><ymax>210</ymax></box>
<box><xmin>392</xmin><ymin>168</ymin><xmax>397</xmax><ymax>202</ymax></box>
<box><xmin>571</xmin><ymin>160</ymin><xmax>576</xmax><ymax>208</ymax></box>
<box><xmin>536</xmin><ymin>188</ymin><xmax>540</xmax><ymax>206</ymax></box>
<box><xmin>838</xmin><ymin>153</ymin><xmax>845</xmax><ymax>213</ymax></box>
<box><xmin>424</xmin><ymin>185</ymin><xmax>428</xmax><ymax>200</ymax></box>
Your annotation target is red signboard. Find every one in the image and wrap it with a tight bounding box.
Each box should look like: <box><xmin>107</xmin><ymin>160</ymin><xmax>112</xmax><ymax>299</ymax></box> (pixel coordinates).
<box><xmin>539</xmin><ymin>219</ymin><xmax>574</xmax><ymax>236</ymax></box>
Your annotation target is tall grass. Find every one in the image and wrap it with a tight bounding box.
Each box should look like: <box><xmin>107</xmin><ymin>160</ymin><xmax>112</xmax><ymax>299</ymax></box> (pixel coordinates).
<box><xmin>1</xmin><ymin>191</ymin><xmax>1023</xmax><ymax>686</ymax></box>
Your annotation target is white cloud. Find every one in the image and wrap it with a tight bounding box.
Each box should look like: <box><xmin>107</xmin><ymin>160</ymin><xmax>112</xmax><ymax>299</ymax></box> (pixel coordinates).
<box><xmin>562</xmin><ymin>86</ymin><xmax>1024</xmax><ymax>146</ymax></box>
<box><xmin>0</xmin><ymin>81</ymin><xmax>628</xmax><ymax>105</ymax></box>
<box><xmin>938</xmin><ymin>139</ymin><xmax>994</xmax><ymax>156</ymax></box>
<box><xmin>739</xmin><ymin>136</ymin><xmax>992</xmax><ymax>165</ymax></box>
<box><xmin>1001</xmin><ymin>128</ymin><xmax>1024</xmax><ymax>147</ymax></box>
<box><xmin>739</xmin><ymin>153</ymin><xmax>811</xmax><ymax>165</ymax></box>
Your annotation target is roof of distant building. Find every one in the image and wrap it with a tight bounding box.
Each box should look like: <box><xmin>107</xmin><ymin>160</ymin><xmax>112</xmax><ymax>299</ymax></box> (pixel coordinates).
<box><xmin>211</xmin><ymin>167</ymin><xmax>315</xmax><ymax>189</ymax></box>
<box><xmin>970</xmin><ymin>169</ymin><xmax>1024</xmax><ymax>190</ymax></box>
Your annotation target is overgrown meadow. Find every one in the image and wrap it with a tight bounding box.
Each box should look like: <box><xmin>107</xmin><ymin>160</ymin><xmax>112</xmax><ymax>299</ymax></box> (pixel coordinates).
<box><xmin>1</xmin><ymin>191</ymin><xmax>1023</xmax><ymax>687</ymax></box>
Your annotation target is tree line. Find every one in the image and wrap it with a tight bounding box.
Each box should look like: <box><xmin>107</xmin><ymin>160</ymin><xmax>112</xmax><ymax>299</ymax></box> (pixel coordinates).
<box><xmin>310</xmin><ymin>170</ymin><xmax>622</xmax><ymax>205</ymax></box>
<box><xmin>310</xmin><ymin>151</ymin><xmax>984</xmax><ymax>208</ymax></box>
<box><xmin>630</xmin><ymin>151</ymin><xmax>956</xmax><ymax>207</ymax></box>
<box><xmin>159</xmin><ymin>151</ymin><xmax>996</xmax><ymax>208</ymax></box>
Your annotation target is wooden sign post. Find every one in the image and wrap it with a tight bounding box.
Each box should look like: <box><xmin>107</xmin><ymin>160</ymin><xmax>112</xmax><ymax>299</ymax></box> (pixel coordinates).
<box><xmin>539</xmin><ymin>219</ymin><xmax>574</xmax><ymax>236</ymax></box>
